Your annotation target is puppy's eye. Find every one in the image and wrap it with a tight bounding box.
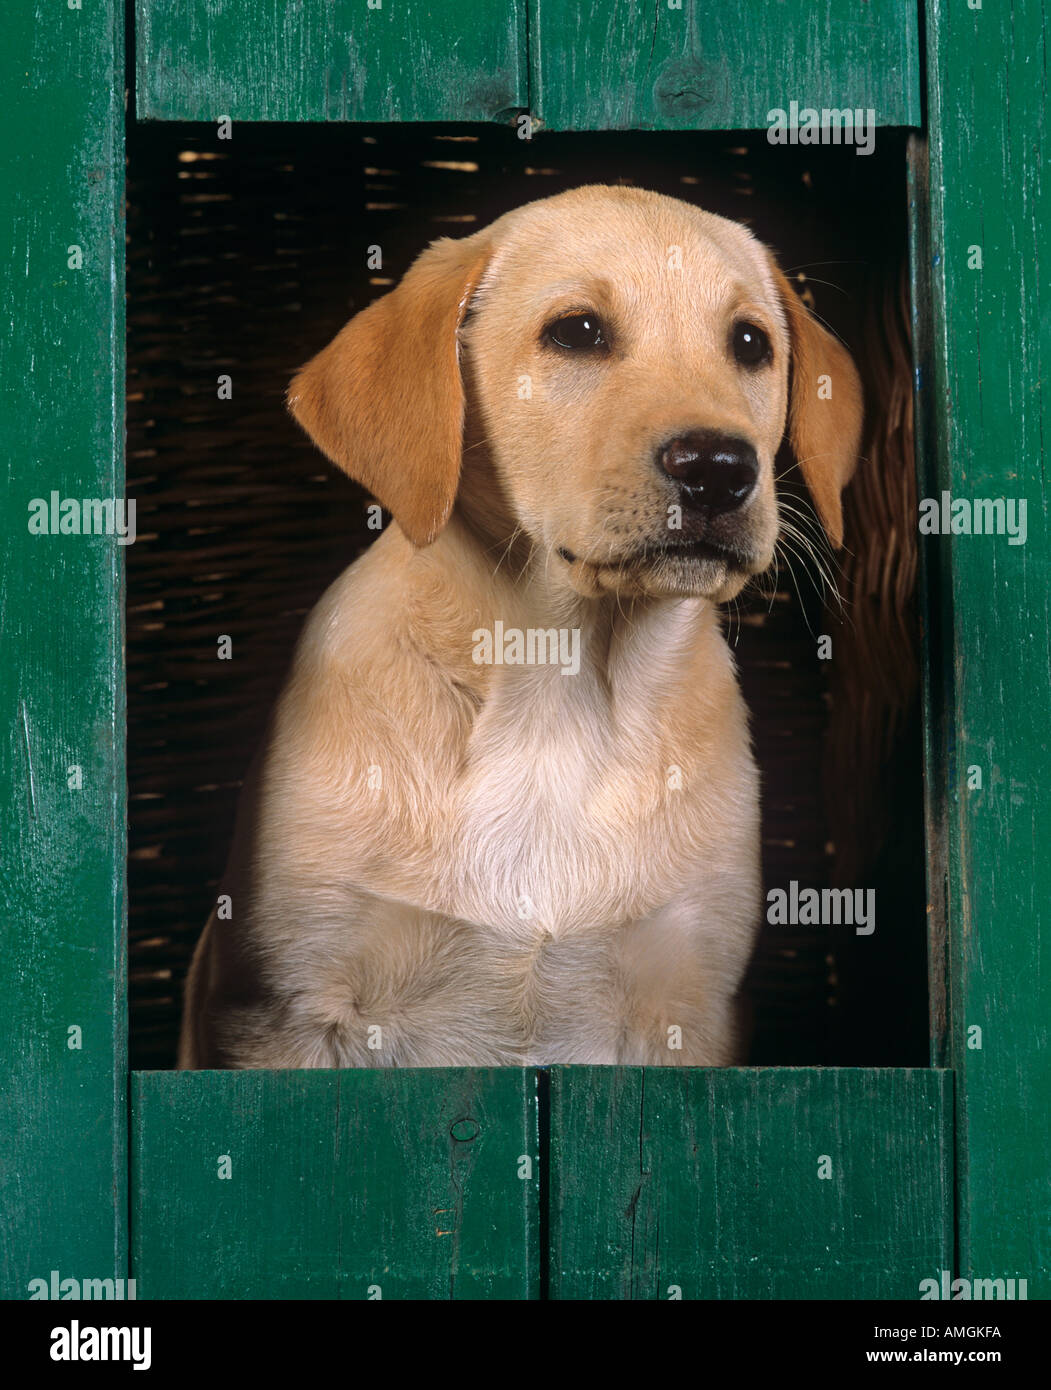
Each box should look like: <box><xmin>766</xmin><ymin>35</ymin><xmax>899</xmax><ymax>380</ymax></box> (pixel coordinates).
<box><xmin>545</xmin><ymin>313</ymin><xmax>609</xmax><ymax>352</ymax></box>
<box><xmin>731</xmin><ymin>321</ymin><xmax>772</xmax><ymax>368</ymax></box>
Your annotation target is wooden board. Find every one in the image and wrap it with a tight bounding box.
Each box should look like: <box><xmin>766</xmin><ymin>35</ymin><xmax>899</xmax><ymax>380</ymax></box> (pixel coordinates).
<box><xmin>0</xmin><ymin>2</ymin><xmax>126</xmax><ymax>1298</ymax></box>
<box><xmin>136</xmin><ymin>1</ymin><xmax>919</xmax><ymax>131</ymax></box>
<box><xmin>549</xmin><ymin>1068</ymin><xmax>953</xmax><ymax>1299</ymax></box>
<box><xmin>136</xmin><ymin>0</ymin><xmax>527</xmax><ymax>122</ymax></box>
<box><xmin>530</xmin><ymin>0</ymin><xmax>921</xmax><ymax>131</ymax></box>
<box><xmin>131</xmin><ymin>1070</ymin><xmax>539</xmax><ymax>1298</ymax></box>
<box><xmin>924</xmin><ymin>0</ymin><xmax>1051</xmax><ymax>1288</ymax></box>
<box><xmin>907</xmin><ymin>133</ymin><xmax>951</xmax><ymax>1071</ymax></box>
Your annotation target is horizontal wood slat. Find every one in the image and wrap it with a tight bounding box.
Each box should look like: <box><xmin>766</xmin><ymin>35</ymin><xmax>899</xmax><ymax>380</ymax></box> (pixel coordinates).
<box><xmin>531</xmin><ymin>0</ymin><xmax>921</xmax><ymax>132</ymax></box>
<box><xmin>135</xmin><ymin>0</ymin><xmax>527</xmax><ymax>122</ymax></box>
<box><xmin>549</xmin><ymin>1067</ymin><xmax>953</xmax><ymax>1299</ymax></box>
<box><xmin>131</xmin><ymin>1069</ymin><xmax>539</xmax><ymax>1298</ymax></box>
<box><xmin>135</xmin><ymin>1</ymin><xmax>920</xmax><ymax>130</ymax></box>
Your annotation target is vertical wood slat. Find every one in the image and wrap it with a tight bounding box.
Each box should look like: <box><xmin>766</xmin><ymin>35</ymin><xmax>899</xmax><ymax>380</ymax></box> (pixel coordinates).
<box><xmin>907</xmin><ymin>133</ymin><xmax>951</xmax><ymax>1070</ymax></box>
<box><xmin>131</xmin><ymin>1070</ymin><xmax>539</xmax><ymax>1299</ymax></box>
<box><xmin>924</xmin><ymin>0</ymin><xmax>1051</xmax><ymax>1289</ymax></box>
<box><xmin>0</xmin><ymin>4</ymin><xmax>126</xmax><ymax>1297</ymax></box>
<box><xmin>549</xmin><ymin>1068</ymin><xmax>953</xmax><ymax>1299</ymax></box>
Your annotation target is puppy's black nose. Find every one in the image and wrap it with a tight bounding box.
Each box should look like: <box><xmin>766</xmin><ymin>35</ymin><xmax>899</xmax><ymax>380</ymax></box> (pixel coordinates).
<box><xmin>656</xmin><ymin>431</ymin><xmax>759</xmax><ymax>513</ymax></box>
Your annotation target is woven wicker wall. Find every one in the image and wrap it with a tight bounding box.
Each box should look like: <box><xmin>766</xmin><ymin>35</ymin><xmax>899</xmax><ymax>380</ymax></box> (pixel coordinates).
<box><xmin>126</xmin><ymin>122</ymin><xmax>925</xmax><ymax>1069</ymax></box>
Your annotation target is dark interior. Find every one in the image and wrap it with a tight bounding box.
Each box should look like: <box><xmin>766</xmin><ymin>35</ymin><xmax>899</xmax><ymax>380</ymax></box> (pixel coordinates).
<box><xmin>125</xmin><ymin>121</ymin><xmax>928</xmax><ymax>1070</ymax></box>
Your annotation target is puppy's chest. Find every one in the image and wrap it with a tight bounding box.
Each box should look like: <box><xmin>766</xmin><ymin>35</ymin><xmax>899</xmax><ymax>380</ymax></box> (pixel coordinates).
<box><xmin>436</xmin><ymin>677</ymin><xmax>714</xmax><ymax>937</ymax></box>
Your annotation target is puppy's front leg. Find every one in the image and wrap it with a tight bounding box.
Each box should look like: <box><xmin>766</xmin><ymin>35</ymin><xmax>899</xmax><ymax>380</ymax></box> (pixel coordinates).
<box><xmin>615</xmin><ymin>998</ymin><xmax>741</xmax><ymax>1067</ymax></box>
<box><xmin>614</xmin><ymin>894</ymin><xmax>757</xmax><ymax>1066</ymax></box>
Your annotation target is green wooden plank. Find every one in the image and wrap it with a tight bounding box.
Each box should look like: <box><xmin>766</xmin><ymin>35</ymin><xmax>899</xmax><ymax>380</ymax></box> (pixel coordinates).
<box><xmin>0</xmin><ymin>3</ymin><xmax>126</xmax><ymax>1298</ymax></box>
<box><xmin>136</xmin><ymin>0</ymin><xmax>527</xmax><ymax>122</ymax></box>
<box><xmin>907</xmin><ymin>134</ymin><xmax>951</xmax><ymax>1071</ymax></box>
<box><xmin>131</xmin><ymin>1070</ymin><xmax>539</xmax><ymax>1298</ymax></box>
<box><xmin>530</xmin><ymin>0</ymin><xmax>921</xmax><ymax>132</ymax></box>
<box><xmin>549</xmin><ymin>1068</ymin><xmax>952</xmax><ymax>1299</ymax></box>
<box><xmin>925</xmin><ymin>1</ymin><xmax>1051</xmax><ymax>1289</ymax></box>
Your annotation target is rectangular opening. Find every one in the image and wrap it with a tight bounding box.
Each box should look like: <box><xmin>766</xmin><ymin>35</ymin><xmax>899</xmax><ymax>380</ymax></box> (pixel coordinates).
<box><xmin>126</xmin><ymin>122</ymin><xmax>929</xmax><ymax>1070</ymax></box>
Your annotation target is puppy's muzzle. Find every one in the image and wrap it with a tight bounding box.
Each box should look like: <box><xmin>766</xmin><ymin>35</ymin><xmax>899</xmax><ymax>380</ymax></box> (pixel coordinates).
<box><xmin>657</xmin><ymin>430</ymin><xmax>759</xmax><ymax>517</ymax></box>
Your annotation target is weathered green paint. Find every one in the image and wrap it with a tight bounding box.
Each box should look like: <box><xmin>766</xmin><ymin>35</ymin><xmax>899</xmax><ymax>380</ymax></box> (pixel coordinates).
<box><xmin>0</xmin><ymin>4</ymin><xmax>126</xmax><ymax>1298</ymax></box>
<box><xmin>924</xmin><ymin>0</ymin><xmax>1051</xmax><ymax>1289</ymax></box>
<box><xmin>0</xmin><ymin>0</ymin><xmax>1034</xmax><ymax>1306</ymax></box>
<box><xmin>530</xmin><ymin>0</ymin><xmax>921</xmax><ymax>132</ymax></box>
<box><xmin>131</xmin><ymin>1070</ymin><xmax>539</xmax><ymax>1298</ymax></box>
<box><xmin>136</xmin><ymin>1</ymin><xmax>919</xmax><ymax>132</ymax></box>
<box><xmin>135</xmin><ymin>0</ymin><xmax>527</xmax><ymax>122</ymax></box>
<box><xmin>549</xmin><ymin>1068</ymin><xmax>953</xmax><ymax>1299</ymax></box>
<box><xmin>907</xmin><ymin>132</ymin><xmax>951</xmax><ymax>1072</ymax></box>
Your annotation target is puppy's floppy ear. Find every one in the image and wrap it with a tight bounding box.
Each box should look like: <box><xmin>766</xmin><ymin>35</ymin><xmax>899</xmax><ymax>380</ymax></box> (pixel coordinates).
<box><xmin>287</xmin><ymin>232</ymin><xmax>491</xmax><ymax>547</ymax></box>
<box><xmin>769</xmin><ymin>259</ymin><xmax>863</xmax><ymax>548</ymax></box>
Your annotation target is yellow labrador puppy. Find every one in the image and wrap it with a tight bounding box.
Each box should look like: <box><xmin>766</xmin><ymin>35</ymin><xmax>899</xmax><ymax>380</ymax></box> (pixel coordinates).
<box><xmin>179</xmin><ymin>185</ymin><xmax>861</xmax><ymax>1069</ymax></box>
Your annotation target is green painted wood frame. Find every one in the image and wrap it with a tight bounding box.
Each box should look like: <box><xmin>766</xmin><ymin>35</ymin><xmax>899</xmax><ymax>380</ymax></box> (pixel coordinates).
<box><xmin>4</xmin><ymin>0</ymin><xmax>1047</xmax><ymax>1300</ymax></box>
<box><xmin>135</xmin><ymin>0</ymin><xmax>529</xmax><ymax>123</ymax></box>
<box><xmin>528</xmin><ymin>0</ymin><xmax>921</xmax><ymax>131</ymax></box>
<box><xmin>131</xmin><ymin>1070</ymin><xmax>540</xmax><ymax>1299</ymax></box>
<box><xmin>549</xmin><ymin>1068</ymin><xmax>952</xmax><ymax>1298</ymax></box>
<box><xmin>921</xmin><ymin>0</ymin><xmax>1050</xmax><ymax>1291</ymax></box>
<box><xmin>1</xmin><ymin>1</ymin><xmax>127</xmax><ymax>1300</ymax></box>
<box><xmin>135</xmin><ymin>0</ymin><xmax>920</xmax><ymax>128</ymax></box>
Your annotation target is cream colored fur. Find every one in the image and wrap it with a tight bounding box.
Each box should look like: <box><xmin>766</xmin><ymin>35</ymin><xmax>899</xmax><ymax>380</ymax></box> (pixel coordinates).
<box><xmin>178</xmin><ymin>186</ymin><xmax>861</xmax><ymax>1069</ymax></box>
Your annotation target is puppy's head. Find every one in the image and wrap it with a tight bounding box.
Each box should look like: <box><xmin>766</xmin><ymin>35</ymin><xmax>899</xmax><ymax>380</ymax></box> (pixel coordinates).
<box><xmin>289</xmin><ymin>186</ymin><xmax>862</xmax><ymax>602</ymax></box>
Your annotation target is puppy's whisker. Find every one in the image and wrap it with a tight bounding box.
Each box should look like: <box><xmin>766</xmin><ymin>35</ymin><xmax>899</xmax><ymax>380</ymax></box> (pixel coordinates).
<box><xmin>778</xmin><ymin>525</ymin><xmax>840</xmax><ymax>610</ymax></box>
<box><xmin>489</xmin><ymin>522</ymin><xmax>527</xmax><ymax>581</ymax></box>
<box><xmin>778</xmin><ymin>275</ymin><xmax>849</xmax><ymax>294</ymax></box>
<box><xmin>776</xmin><ymin>498</ymin><xmax>846</xmax><ymax>610</ymax></box>
<box><xmin>778</xmin><ymin>519</ymin><xmax>845</xmax><ymax>611</ymax></box>
<box><xmin>773</xmin><ymin>537</ymin><xmax>819</xmax><ymax>636</ymax></box>
<box><xmin>724</xmin><ymin>592</ymin><xmax>742</xmax><ymax>648</ymax></box>
<box><xmin>775</xmin><ymin>524</ymin><xmax>847</xmax><ymax>635</ymax></box>
<box><xmin>780</xmin><ymin>260</ymin><xmax>865</xmax><ymax>273</ymax></box>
